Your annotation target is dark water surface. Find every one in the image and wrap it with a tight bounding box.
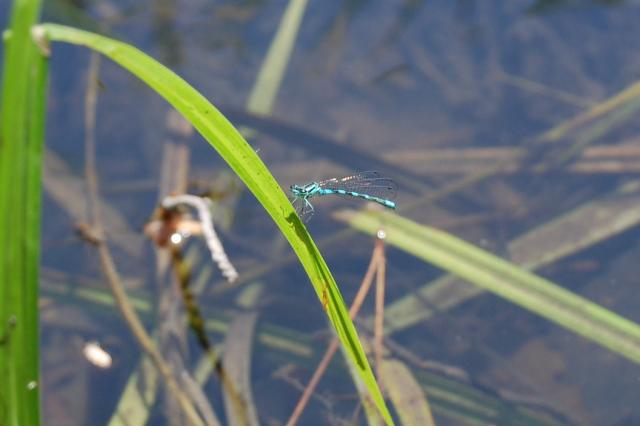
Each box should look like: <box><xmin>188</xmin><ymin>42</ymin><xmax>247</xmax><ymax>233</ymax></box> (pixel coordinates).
<box><xmin>3</xmin><ymin>0</ymin><xmax>640</xmax><ymax>424</ymax></box>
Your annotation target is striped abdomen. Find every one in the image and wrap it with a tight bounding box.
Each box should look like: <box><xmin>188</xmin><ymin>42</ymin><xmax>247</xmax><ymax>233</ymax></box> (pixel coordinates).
<box><xmin>319</xmin><ymin>189</ymin><xmax>396</xmax><ymax>209</ymax></box>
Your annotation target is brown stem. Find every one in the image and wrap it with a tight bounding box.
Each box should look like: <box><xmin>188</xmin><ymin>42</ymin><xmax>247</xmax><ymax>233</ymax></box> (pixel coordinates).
<box><xmin>82</xmin><ymin>52</ymin><xmax>203</xmax><ymax>426</ymax></box>
<box><xmin>286</xmin><ymin>240</ymin><xmax>384</xmax><ymax>426</ymax></box>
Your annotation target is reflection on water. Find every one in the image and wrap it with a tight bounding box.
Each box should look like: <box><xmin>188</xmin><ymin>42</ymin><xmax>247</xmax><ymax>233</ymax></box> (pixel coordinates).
<box><xmin>13</xmin><ymin>0</ymin><xmax>640</xmax><ymax>424</ymax></box>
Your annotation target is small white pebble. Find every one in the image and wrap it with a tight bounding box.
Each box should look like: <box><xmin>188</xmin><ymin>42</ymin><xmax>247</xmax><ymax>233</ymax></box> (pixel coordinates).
<box><xmin>377</xmin><ymin>229</ymin><xmax>387</xmax><ymax>240</ymax></box>
<box><xmin>83</xmin><ymin>341</ymin><xmax>113</xmax><ymax>369</ymax></box>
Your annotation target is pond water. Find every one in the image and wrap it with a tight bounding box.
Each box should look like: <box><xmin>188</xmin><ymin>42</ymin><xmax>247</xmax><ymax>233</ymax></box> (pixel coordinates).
<box><xmin>3</xmin><ymin>0</ymin><xmax>640</xmax><ymax>424</ymax></box>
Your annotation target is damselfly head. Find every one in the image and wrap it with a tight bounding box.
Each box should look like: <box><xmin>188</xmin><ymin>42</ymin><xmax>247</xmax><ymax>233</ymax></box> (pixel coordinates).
<box><xmin>290</xmin><ymin>184</ymin><xmax>303</xmax><ymax>196</ymax></box>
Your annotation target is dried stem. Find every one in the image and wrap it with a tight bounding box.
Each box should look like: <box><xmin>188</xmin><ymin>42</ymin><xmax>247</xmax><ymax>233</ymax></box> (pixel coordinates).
<box><xmin>374</xmin><ymin>239</ymin><xmax>386</xmax><ymax>382</ymax></box>
<box><xmin>286</xmin><ymin>238</ymin><xmax>385</xmax><ymax>426</ymax></box>
<box><xmin>82</xmin><ymin>52</ymin><xmax>204</xmax><ymax>426</ymax></box>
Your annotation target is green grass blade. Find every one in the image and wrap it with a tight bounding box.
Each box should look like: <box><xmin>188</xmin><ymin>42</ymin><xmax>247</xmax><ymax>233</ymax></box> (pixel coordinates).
<box><xmin>378</xmin><ymin>181</ymin><xmax>640</xmax><ymax>334</ymax></box>
<box><xmin>246</xmin><ymin>0</ymin><xmax>308</xmax><ymax>116</ymax></box>
<box><xmin>37</xmin><ymin>23</ymin><xmax>393</xmax><ymax>424</ymax></box>
<box><xmin>0</xmin><ymin>0</ymin><xmax>46</xmax><ymax>424</ymax></box>
<box><xmin>20</xmin><ymin>45</ymin><xmax>48</xmax><ymax>426</ymax></box>
<box><xmin>335</xmin><ymin>209</ymin><xmax>640</xmax><ymax>364</ymax></box>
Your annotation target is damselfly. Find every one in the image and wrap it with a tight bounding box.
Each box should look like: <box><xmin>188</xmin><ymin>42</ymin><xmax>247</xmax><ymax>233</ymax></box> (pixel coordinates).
<box><xmin>290</xmin><ymin>171</ymin><xmax>397</xmax><ymax>221</ymax></box>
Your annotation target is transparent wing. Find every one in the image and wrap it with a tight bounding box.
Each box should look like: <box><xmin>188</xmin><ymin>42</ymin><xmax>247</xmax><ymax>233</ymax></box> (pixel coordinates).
<box><xmin>291</xmin><ymin>197</ymin><xmax>314</xmax><ymax>222</ymax></box>
<box><xmin>317</xmin><ymin>171</ymin><xmax>397</xmax><ymax>201</ymax></box>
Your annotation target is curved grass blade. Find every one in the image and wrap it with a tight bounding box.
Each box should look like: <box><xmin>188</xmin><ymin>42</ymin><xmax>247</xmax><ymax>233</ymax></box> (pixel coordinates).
<box><xmin>37</xmin><ymin>23</ymin><xmax>393</xmax><ymax>424</ymax></box>
<box><xmin>376</xmin><ymin>181</ymin><xmax>640</xmax><ymax>334</ymax></box>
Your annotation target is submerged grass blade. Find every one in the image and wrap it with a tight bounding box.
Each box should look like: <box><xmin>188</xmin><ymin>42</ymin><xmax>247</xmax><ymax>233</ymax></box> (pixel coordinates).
<box><xmin>379</xmin><ymin>180</ymin><xmax>640</xmax><ymax>333</ymax></box>
<box><xmin>108</xmin><ymin>357</ymin><xmax>158</xmax><ymax>426</ymax></box>
<box><xmin>37</xmin><ymin>23</ymin><xmax>393</xmax><ymax>424</ymax></box>
<box><xmin>540</xmin><ymin>78</ymin><xmax>640</xmax><ymax>142</ymax></box>
<box><xmin>222</xmin><ymin>313</ymin><xmax>260</xmax><ymax>426</ymax></box>
<box><xmin>246</xmin><ymin>0</ymin><xmax>308</xmax><ymax>116</ymax></box>
<box><xmin>509</xmin><ymin>180</ymin><xmax>640</xmax><ymax>267</ymax></box>
<box><xmin>380</xmin><ymin>359</ymin><xmax>436</xmax><ymax>426</ymax></box>
<box><xmin>335</xmin><ymin>209</ymin><xmax>640</xmax><ymax>364</ymax></box>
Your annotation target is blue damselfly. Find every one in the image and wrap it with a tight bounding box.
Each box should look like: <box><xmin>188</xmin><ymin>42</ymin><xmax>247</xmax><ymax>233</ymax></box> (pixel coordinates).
<box><xmin>290</xmin><ymin>171</ymin><xmax>397</xmax><ymax>221</ymax></box>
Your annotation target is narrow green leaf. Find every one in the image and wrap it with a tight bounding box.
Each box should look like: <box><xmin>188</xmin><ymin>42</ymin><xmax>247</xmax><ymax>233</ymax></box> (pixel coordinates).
<box><xmin>378</xmin><ymin>181</ymin><xmax>640</xmax><ymax>333</ymax></box>
<box><xmin>37</xmin><ymin>23</ymin><xmax>393</xmax><ymax>424</ymax></box>
<box><xmin>0</xmin><ymin>0</ymin><xmax>45</xmax><ymax>424</ymax></box>
<box><xmin>246</xmin><ymin>0</ymin><xmax>308</xmax><ymax>116</ymax></box>
<box><xmin>335</xmin><ymin>209</ymin><xmax>640</xmax><ymax>364</ymax></box>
